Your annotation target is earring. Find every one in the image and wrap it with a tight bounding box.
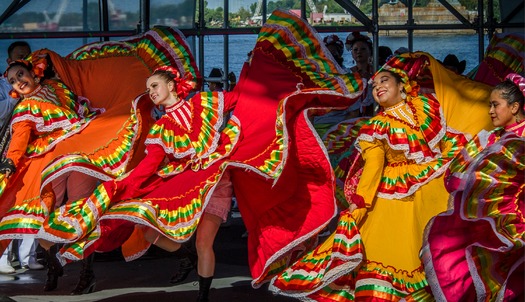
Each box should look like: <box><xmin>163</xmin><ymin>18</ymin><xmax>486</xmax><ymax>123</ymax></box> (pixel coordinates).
<box><xmin>400</xmin><ymin>91</ymin><xmax>407</xmax><ymax>99</ymax></box>
<box><xmin>35</xmin><ymin>77</ymin><xmax>40</xmax><ymax>84</ymax></box>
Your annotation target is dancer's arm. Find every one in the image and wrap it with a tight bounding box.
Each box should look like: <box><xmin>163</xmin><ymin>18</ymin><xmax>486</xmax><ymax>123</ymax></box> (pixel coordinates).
<box><xmin>5</xmin><ymin>121</ymin><xmax>32</xmax><ymax>166</ymax></box>
<box><xmin>114</xmin><ymin>144</ymin><xmax>166</xmax><ymax>199</ymax></box>
<box><xmin>350</xmin><ymin>140</ymin><xmax>384</xmax><ymax>224</ymax></box>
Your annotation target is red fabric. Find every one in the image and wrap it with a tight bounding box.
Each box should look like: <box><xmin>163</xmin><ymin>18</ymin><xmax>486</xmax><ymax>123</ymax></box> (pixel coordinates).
<box><xmin>226</xmin><ymin>49</ymin><xmax>356</xmax><ymax>282</ymax></box>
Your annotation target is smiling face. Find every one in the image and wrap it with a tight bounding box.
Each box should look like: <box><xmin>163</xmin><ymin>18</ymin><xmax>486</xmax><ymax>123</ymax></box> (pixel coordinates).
<box><xmin>371</xmin><ymin>71</ymin><xmax>405</xmax><ymax>108</ymax></box>
<box><xmin>146</xmin><ymin>74</ymin><xmax>176</xmax><ymax>106</ymax></box>
<box><xmin>7</xmin><ymin>64</ymin><xmax>39</xmax><ymax>96</ymax></box>
<box><xmin>489</xmin><ymin>89</ymin><xmax>519</xmax><ymax>127</ymax></box>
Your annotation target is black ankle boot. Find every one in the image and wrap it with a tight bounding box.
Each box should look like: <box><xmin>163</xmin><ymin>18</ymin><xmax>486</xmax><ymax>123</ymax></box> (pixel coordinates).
<box><xmin>170</xmin><ymin>238</ymin><xmax>197</xmax><ymax>284</ymax></box>
<box><xmin>43</xmin><ymin>245</ymin><xmax>64</xmax><ymax>292</ymax></box>
<box><xmin>71</xmin><ymin>253</ymin><xmax>96</xmax><ymax>295</ymax></box>
<box><xmin>196</xmin><ymin>275</ymin><xmax>213</xmax><ymax>302</ymax></box>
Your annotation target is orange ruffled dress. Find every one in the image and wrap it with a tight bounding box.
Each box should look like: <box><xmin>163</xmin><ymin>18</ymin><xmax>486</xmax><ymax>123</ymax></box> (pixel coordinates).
<box><xmin>269</xmin><ymin>52</ymin><xmax>494</xmax><ymax>301</ymax></box>
<box><xmin>0</xmin><ymin>26</ymin><xmax>200</xmax><ymax>254</ymax></box>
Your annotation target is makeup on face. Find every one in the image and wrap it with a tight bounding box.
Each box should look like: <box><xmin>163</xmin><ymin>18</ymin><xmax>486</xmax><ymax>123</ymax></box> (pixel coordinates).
<box><xmin>372</xmin><ymin>71</ymin><xmax>404</xmax><ymax>108</ymax></box>
<box><xmin>489</xmin><ymin>89</ymin><xmax>517</xmax><ymax>128</ymax></box>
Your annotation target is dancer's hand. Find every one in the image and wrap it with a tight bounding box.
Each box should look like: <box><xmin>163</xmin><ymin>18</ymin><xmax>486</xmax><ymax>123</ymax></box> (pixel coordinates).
<box><xmin>0</xmin><ymin>158</ymin><xmax>16</xmax><ymax>178</ymax></box>
<box><xmin>350</xmin><ymin>208</ymin><xmax>367</xmax><ymax>225</ymax></box>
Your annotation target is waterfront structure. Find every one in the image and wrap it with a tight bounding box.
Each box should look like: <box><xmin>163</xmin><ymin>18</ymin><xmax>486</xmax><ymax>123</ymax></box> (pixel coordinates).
<box><xmin>0</xmin><ymin>0</ymin><xmax>522</xmax><ymax>78</ymax></box>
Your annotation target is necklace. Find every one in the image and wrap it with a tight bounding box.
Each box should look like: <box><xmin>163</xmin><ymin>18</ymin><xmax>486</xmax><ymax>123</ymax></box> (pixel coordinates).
<box><xmin>382</xmin><ymin>101</ymin><xmax>420</xmax><ymax>131</ymax></box>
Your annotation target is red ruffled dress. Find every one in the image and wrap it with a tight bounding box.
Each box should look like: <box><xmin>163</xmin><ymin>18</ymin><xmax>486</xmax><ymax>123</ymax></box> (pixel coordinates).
<box><xmin>39</xmin><ymin>9</ymin><xmax>365</xmax><ymax>285</ymax></box>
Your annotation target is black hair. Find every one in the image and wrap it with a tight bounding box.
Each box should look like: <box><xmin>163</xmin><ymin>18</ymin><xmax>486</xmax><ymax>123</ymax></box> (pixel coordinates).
<box><xmin>348</xmin><ymin>37</ymin><xmax>373</xmax><ymax>54</ymax></box>
<box><xmin>7</xmin><ymin>41</ymin><xmax>31</xmax><ymax>58</ymax></box>
<box><xmin>494</xmin><ymin>79</ymin><xmax>525</xmax><ymax>115</ymax></box>
<box><xmin>5</xmin><ymin>54</ymin><xmax>55</xmax><ymax>81</ymax></box>
<box><xmin>378</xmin><ymin>46</ymin><xmax>393</xmax><ymax>66</ymax></box>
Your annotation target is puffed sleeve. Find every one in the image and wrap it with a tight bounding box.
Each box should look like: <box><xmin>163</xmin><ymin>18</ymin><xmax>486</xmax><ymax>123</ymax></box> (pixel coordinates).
<box><xmin>355</xmin><ymin>139</ymin><xmax>385</xmax><ymax>208</ymax></box>
<box><xmin>6</xmin><ymin>121</ymin><xmax>33</xmax><ymax>166</ymax></box>
<box><xmin>222</xmin><ymin>90</ymin><xmax>237</xmax><ymax>112</ymax></box>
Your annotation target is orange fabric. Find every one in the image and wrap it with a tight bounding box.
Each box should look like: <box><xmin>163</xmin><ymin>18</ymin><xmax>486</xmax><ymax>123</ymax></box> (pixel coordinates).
<box><xmin>6</xmin><ymin>122</ymin><xmax>32</xmax><ymax>166</ymax></box>
<box><xmin>0</xmin><ymin>50</ymin><xmax>153</xmax><ymax>219</ymax></box>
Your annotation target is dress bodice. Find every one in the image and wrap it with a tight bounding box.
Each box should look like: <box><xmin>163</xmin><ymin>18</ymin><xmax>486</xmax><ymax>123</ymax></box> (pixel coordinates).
<box><xmin>356</xmin><ymin>94</ymin><xmax>469</xmax><ymax>200</ymax></box>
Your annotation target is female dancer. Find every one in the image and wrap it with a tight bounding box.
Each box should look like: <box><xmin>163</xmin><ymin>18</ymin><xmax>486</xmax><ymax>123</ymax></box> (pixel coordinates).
<box><xmin>269</xmin><ymin>52</ymin><xmax>494</xmax><ymax>301</ymax></box>
<box><xmin>38</xmin><ymin>9</ymin><xmax>366</xmax><ymax>301</ymax></box>
<box><xmin>0</xmin><ymin>26</ymin><xmax>199</xmax><ymax>294</ymax></box>
<box><xmin>421</xmin><ymin>73</ymin><xmax>525</xmax><ymax>301</ymax></box>
<box><xmin>1</xmin><ymin>58</ymin><xmax>102</xmax><ymax>293</ymax></box>
<box><xmin>39</xmin><ymin>66</ymin><xmax>237</xmax><ymax>301</ymax></box>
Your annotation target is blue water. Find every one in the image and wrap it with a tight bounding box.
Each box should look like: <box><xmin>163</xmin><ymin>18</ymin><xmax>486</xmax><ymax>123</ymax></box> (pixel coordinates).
<box><xmin>0</xmin><ymin>33</ymin><xmax>488</xmax><ymax>81</ymax></box>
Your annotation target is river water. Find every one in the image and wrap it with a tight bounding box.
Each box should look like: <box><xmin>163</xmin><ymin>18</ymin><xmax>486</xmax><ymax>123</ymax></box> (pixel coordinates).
<box><xmin>0</xmin><ymin>32</ymin><xmax>488</xmax><ymax>82</ymax></box>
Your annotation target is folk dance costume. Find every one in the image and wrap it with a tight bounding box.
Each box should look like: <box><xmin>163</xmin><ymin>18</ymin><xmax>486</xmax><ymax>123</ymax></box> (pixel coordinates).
<box><xmin>421</xmin><ymin>74</ymin><xmax>525</xmax><ymax>301</ymax></box>
<box><xmin>469</xmin><ymin>32</ymin><xmax>524</xmax><ymax>86</ymax></box>
<box><xmin>268</xmin><ymin>53</ymin><xmax>494</xmax><ymax>301</ymax></box>
<box><xmin>38</xmin><ymin>9</ymin><xmax>365</xmax><ymax>287</ymax></box>
<box><xmin>0</xmin><ymin>26</ymin><xmax>199</xmax><ymax>254</ymax></box>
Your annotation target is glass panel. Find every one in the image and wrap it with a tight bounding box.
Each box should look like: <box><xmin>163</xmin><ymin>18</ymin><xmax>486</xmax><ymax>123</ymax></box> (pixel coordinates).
<box><xmin>0</xmin><ymin>37</ymin><xmax>100</xmax><ymax>72</ymax></box>
<box><xmin>202</xmin><ymin>0</ymin><xmax>226</xmax><ymax>27</ymax></box>
<box><xmin>412</xmin><ymin>31</ymin><xmax>488</xmax><ymax>75</ymax></box>
<box><xmin>228</xmin><ymin>0</ymin><xmax>255</xmax><ymax>27</ymax></box>
<box><xmin>151</xmin><ymin>0</ymin><xmax>196</xmax><ymax>29</ymax></box>
<box><xmin>377</xmin><ymin>0</ymin><xmax>475</xmax><ymax>28</ymax></box>
<box><xmin>202</xmin><ymin>35</ymin><xmax>226</xmax><ymax>90</ymax></box>
<box><xmin>106</xmin><ymin>0</ymin><xmax>138</xmax><ymax>30</ymax></box>
<box><xmin>0</xmin><ymin>0</ymin><xmax>96</xmax><ymax>32</ymax></box>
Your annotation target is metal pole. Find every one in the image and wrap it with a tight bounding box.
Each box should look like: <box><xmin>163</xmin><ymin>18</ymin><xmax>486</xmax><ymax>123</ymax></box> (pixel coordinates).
<box><xmin>139</xmin><ymin>0</ymin><xmax>150</xmax><ymax>33</ymax></box>
<box><xmin>199</xmin><ymin>0</ymin><xmax>205</xmax><ymax>88</ymax></box>
<box><xmin>372</xmin><ymin>0</ymin><xmax>379</xmax><ymax>71</ymax></box>
<box><xmin>487</xmin><ymin>0</ymin><xmax>494</xmax><ymax>41</ymax></box>
<box><xmin>262</xmin><ymin>0</ymin><xmax>267</xmax><ymax>24</ymax></box>
<box><xmin>301</xmin><ymin>0</ymin><xmax>306</xmax><ymax>20</ymax></box>
<box><xmin>477</xmin><ymin>0</ymin><xmax>484</xmax><ymax>63</ymax></box>
<box><xmin>407</xmin><ymin>0</ymin><xmax>414</xmax><ymax>51</ymax></box>
<box><xmin>101</xmin><ymin>0</ymin><xmax>109</xmax><ymax>41</ymax></box>
<box><xmin>83</xmin><ymin>0</ymin><xmax>88</xmax><ymax>44</ymax></box>
<box><xmin>224</xmin><ymin>0</ymin><xmax>230</xmax><ymax>90</ymax></box>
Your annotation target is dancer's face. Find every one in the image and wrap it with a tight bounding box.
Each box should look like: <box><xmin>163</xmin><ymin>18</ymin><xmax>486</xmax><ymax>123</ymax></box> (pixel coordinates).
<box><xmin>146</xmin><ymin>75</ymin><xmax>175</xmax><ymax>106</ymax></box>
<box><xmin>351</xmin><ymin>41</ymin><xmax>371</xmax><ymax>64</ymax></box>
<box><xmin>372</xmin><ymin>71</ymin><xmax>404</xmax><ymax>108</ymax></box>
<box><xmin>489</xmin><ymin>89</ymin><xmax>518</xmax><ymax>127</ymax></box>
<box><xmin>7</xmin><ymin>65</ymin><xmax>39</xmax><ymax>96</ymax></box>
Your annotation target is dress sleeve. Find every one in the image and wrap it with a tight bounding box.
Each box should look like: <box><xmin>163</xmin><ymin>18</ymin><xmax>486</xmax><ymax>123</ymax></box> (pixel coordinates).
<box><xmin>6</xmin><ymin>121</ymin><xmax>33</xmax><ymax>166</ymax></box>
<box><xmin>355</xmin><ymin>139</ymin><xmax>385</xmax><ymax>208</ymax></box>
<box><xmin>222</xmin><ymin>91</ymin><xmax>238</xmax><ymax>112</ymax></box>
<box><xmin>113</xmin><ymin>143</ymin><xmax>166</xmax><ymax>199</ymax></box>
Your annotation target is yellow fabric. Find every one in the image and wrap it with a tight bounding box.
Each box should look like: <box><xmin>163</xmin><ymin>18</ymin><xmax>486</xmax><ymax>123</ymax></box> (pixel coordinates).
<box><xmin>360</xmin><ymin>176</ymin><xmax>448</xmax><ymax>271</ymax></box>
<box><xmin>350</xmin><ymin>208</ymin><xmax>368</xmax><ymax>225</ymax></box>
<box><xmin>356</xmin><ymin>140</ymin><xmax>385</xmax><ymax>207</ymax></box>
<box><xmin>415</xmin><ymin>52</ymin><xmax>493</xmax><ymax>136</ymax></box>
